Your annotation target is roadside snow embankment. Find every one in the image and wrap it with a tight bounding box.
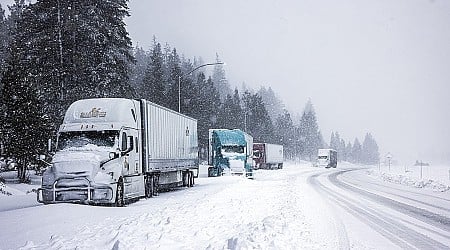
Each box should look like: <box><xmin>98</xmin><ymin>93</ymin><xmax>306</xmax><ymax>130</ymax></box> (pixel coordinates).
<box><xmin>367</xmin><ymin>165</ymin><xmax>450</xmax><ymax>192</ymax></box>
<box><xmin>0</xmin><ymin>171</ymin><xmax>41</xmax><ymax>212</ymax></box>
<box><xmin>0</xmin><ymin>181</ymin><xmax>12</xmax><ymax>196</ymax></box>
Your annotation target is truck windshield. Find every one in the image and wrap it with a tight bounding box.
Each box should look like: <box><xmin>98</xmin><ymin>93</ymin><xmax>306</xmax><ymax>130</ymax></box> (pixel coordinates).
<box><xmin>57</xmin><ymin>130</ymin><xmax>119</xmax><ymax>151</ymax></box>
<box><xmin>222</xmin><ymin>145</ymin><xmax>244</xmax><ymax>154</ymax></box>
<box><xmin>318</xmin><ymin>156</ymin><xmax>328</xmax><ymax>159</ymax></box>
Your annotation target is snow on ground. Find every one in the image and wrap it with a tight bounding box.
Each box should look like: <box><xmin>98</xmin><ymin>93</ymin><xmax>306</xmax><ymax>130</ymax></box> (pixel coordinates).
<box><xmin>0</xmin><ymin>171</ymin><xmax>41</xmax><ymax>212</ymax></box>
<box><xmin>367</xmin><ymin>163</ymin><xmax>450</xmax><ymax>192</ymax></box>
<box><xmin>0</xmin><ymin>163</ymin><xmax>337</xmax><ymax>250</ymax></box>
<box><xmin>1</xmin><ymin>162</ymin><xmax>448</xmax><ymax>249</ymax></box>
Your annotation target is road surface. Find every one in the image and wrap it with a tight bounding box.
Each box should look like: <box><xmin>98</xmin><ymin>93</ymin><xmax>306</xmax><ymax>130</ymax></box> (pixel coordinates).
<box><xmin>0</xmin><ymin>163</ymin><xmax>449</xmax><ymax>249</ymax></box>
<box><xmin>307</xmin><ymin>166</ymin><xmax>450</xmax><ymax>249</ymax></box>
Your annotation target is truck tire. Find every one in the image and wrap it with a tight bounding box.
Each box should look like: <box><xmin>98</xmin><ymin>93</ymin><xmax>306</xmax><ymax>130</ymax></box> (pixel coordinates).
<box><xmin>189</xmin><ymin>171</ymin><xmax>194</xmax><ymax>187</ymax></box>
<box><xmin>153</xmin><ymin>174</ymin><xmax>159</xmax><ymax>196</ymax></box>
<box><xmin>145</xmin><ymin>176</ymin><xmax>153</xmax><ymax>198</ymax></box>
<box><xmin>208</xmin><ymin>167</ymin><xmax>213</xmax><ymax>177</ymax></box>
<box><xmin>115</xmin><ymin>179</ymin><xmax>124</xmax><ymax>207</ymax></box>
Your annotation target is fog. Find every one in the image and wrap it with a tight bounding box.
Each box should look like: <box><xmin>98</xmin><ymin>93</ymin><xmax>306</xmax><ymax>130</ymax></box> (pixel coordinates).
<box><xmin>124</xmin><ymin>0</ymin><xmax>450</xmax><ymax>164</ymax></box>
<box><xmin>1</xmin><ymin>0</ymin><xmax>448</xmax><ymax>164</ymax></box>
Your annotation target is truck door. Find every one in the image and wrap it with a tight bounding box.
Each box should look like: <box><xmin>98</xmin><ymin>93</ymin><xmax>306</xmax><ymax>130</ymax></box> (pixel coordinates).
<box><xmin>120</xmin><ymin>129</ymin><xmax>143</xmax><ymax>197</ymax></box>
<box><xmin>121</xmin><ymin>129</ymin><xmax>140</xmax><ymax>175</ymax></box>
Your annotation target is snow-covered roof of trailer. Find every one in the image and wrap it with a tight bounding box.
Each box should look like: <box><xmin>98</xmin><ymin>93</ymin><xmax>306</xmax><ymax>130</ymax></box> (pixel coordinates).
<box><xmin>62</xmin><ymin>98</ymin><xmax>138</xmax><ymax>128</ymax></box>
<box><xmin>213</xmin><ymin>129</ymin><xmax>246</xmax><ymax>146</ymax></box>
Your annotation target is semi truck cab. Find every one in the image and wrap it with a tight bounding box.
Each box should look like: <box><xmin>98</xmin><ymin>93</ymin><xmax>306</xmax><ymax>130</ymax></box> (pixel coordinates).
<box><xmin>317</xmin><ymin>148</ymin><xmax>337</xmax><ymax>168</ymax></box>
<box><xmin>208</xmin><ymin>129</ymin><xmax>253</xmax><ymax>177</ymax></box>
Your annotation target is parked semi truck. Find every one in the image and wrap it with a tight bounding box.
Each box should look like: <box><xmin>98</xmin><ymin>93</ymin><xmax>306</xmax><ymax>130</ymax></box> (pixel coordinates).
<box><xmin>253</xmin><ymin>143</ymin><xmax>284</xmax><ymax>169</ymax></box>
<box><xmin>37</xmin><ymin>98</ymin><xmax>199</xmax><ymax>206</ymax></box>
<box><xmin>208</xmin><ymin>129</ymin><xmax>253</xmax><ymax>177</ymax></box>
<box><xmin>317</xmin><ymin>148</ymin><xmax>337</xmax><ymax>168</ymax></box>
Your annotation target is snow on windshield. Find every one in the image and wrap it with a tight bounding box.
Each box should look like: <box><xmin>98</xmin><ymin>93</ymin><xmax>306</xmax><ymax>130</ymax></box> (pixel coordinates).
<box><xmin>222</xmin><ymin>145</ymin><xmax>244</xmax><ymax>154</ymax></box>
<box><xmin>57</xmin><ymin>130</ymin><xmax>119</xmax><ymax>151</ymax></box>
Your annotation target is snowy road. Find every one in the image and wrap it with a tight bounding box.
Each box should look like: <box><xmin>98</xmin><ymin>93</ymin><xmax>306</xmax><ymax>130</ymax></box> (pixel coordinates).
<box><xmin>1</xmin><ymin>163</ymin><xmax>449</xmax><ymax>249</ymax></box>
<box><xmin>308</xmin><ymin>167</ymin><xmax>450</xmax><ymax>249</ymax></box>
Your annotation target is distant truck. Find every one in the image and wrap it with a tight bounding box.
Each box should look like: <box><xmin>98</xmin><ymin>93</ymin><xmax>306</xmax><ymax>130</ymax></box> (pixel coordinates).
<box><xmin>38</xmin><ymin>98</ymin><xmax>199</xmax><ymax>206</ymax></box>
<box><xmin>253</xmin><ymin>143</ymin><xmax>284</xmax><ymax>169</ymax></box>
<box><xmin>317</xmin><ymin>149</ymin><xmax>337</xmax><ymax>168</ymax></box>
<box><xmin>208</xmin><ymin>129</ymin><xmax>253</xmax><ymax>177</ymax></box>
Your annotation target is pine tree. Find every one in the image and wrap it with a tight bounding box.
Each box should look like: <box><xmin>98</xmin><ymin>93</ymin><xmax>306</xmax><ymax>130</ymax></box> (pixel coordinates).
<box><xmin>330</xmin><ymin>132</ymin><xmax>336</xmax><ymax>149</ymax></box>
<box><xmin>4</xmin><ymin>0</ymin><xmax>134</xmax><ymax>133</ymax></box>
<box><xmin>258</xmin><ymin>86</ymin><xmax>284</xmax><ymax>123</ymax></box>
<box><xmin>241</xmin><ymin>91</ymin><xmax>275</xmax><ymax>143</ymax></box>
<box><xmin>339</xmin><ymin>138</ymin><xmax>346</xmax><ymax>162</ymax></box>
<box><xmin>298</xmin><ymin>100</ymin><xmax>321</xmax><ymax>161</ymax></box>
<box><xmin>1</xmin><ymin>47</ymin><xmax>51</xmax><ymax>182</ymax></box>
<box><xmin>345</xmin><ymin>142</ymin><xmax>352</xmax><ymax>162</ymax></box>
<box><xmin>361</xmin><ymin>133</ymin><xmax>380</xmax><ymax>165</ymax></box>
<box><xmin>142</xmin><ymin>41</ymin><xmax>166</xmax><ymax>106</ymax></box>
<box><xmin>179</xmin><ymin>58</ymin><xmax>197</xmax><ymax>116</ymax></box>
<box><xmin>0</xmin><ymin>3</ymin><xmax>9</xmax><ymax>86</ymax></box>
<box><xmin>211</xmin><ymin>53</ymin><xmax>230</xmax><ymax>100</ymax></box>
<box><xmin>275</xmin><ymin>110</ymin><xmax>295</xmax><ymax>159</ymax></box>
<box><xmin>129</xmin><ymin>46</ymin><xmax>149</xmax><ymax>98</ymax></box>
<box><xmin>231</xmin><ymin>88</ymin><xmax>244</xmax><ymax>130</ymax></box>
<box><xmin>351</xmin><ymin>138</ymin><xmax>362</xmax><ymax>164</ymax></box>
<box><xmin>166</xmin><ymin>48</ymin><xmax>181</xmax><ymax>111</ymax></box>
<box><xmin>196</xmin><ymin>75</ymin><xmax>221</xmax><ymax>159</ymax></box>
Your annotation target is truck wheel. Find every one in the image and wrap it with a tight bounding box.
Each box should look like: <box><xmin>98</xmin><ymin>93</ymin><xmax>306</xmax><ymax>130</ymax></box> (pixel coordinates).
<box><xmin>115</xmin><ymin>179</ymin><xmax>124</xmax><ymax>207</ymax></box>
<box><xmin>145</xmin><ymin>176</ymin><xmax>153</xmax><ymax>198</ymax></box>
<box><xmin>207</xmin><ymin>167</ymin><xmax>212</xmax><ymax>177</ymax></box>
<box><xmin>153</xmin><ymin>175</ymin><xmax>159</xmax><ymax>196</ymax></box>
<box><xmin>189</xmin><ymin>171</ymin><xmax>194</xmax><ymax>187</ymax></box>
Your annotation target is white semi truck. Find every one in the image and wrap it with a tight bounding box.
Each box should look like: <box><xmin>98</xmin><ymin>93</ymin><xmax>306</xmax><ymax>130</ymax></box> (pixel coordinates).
<box><xmin>317</xmin><ymin>148</ymin><xmax>337</xmax><ymax>168</ymax></box>
<box><xmin>37</xmin><ymin>98</ymin><xmax>199</xmax><ymax>206</ymax></box>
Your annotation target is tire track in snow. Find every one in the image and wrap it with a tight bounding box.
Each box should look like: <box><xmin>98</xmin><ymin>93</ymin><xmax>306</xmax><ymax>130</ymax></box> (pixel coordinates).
<box><xmin>330</xmin><ymin>170</ymin><xmax>450</xmax><ymax>232</ymax></box>
<box><xmin>342</xmin><ymin>171</ymin><xmax>450</xmax><ymax>209</ymax></box>
<box><xmin>305</xmin><ymin>172</ymin><xmax>350</xmax><ymax>250</ymax></box>
<box><xmin>308</xmin><ymin>171</ymin><xmax>450</xmax><ymax>250</ymax></box>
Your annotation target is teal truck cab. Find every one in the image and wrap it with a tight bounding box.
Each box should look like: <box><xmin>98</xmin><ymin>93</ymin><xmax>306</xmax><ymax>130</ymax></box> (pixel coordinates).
<box><xmin>208</xmin><ymin>129</ymin><xmax>253</xmax><ymax>178</ymax></box>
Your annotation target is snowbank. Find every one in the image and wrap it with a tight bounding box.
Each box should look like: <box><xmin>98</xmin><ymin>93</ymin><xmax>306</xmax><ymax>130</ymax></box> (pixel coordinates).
<box><xmin>0</xmin><ymin>171</ymin><xmax>41</xmax><ymax>212</ymax></box>
<box><xmin>367</xmin><ymin>164</ymin><xmax>450</xmax><ymax>192</ymax></box>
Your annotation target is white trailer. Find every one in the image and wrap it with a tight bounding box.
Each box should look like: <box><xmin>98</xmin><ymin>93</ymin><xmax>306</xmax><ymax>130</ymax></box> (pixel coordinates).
<box><xmin>253</xmin><ymin>143</ymin><xmax>284</xmax><ymax>169</ymax></box>
<box><xmin>38</xmin><ymin>98</ymin><xmax>198</xmax><ymax>206</ymax></box>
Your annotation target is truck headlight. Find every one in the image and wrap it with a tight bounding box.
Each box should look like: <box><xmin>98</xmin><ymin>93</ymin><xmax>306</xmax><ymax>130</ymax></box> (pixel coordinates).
<box><xmin>92</xmin><ymin>188</ymin><xmax>113</xmax><ymax>201</ymax></box>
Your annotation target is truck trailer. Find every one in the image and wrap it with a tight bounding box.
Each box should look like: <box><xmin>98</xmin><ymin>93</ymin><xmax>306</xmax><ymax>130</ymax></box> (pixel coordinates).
<box><xmin>317</xmin><ymin>148</ymin><xmax>337</xmax><ymax>168</ymax></box>
<box><xmin>208</xmin><ymin>129</ymin><xmax>253</xmax><ymax>177</ymax></box>
<box><xmin>37</xmin><ymin>98</ymin><xmax>199</xmax><ymax>206</ymax></box>
<box><xmin>253</xmin><ymin>143</ymin><xmax>284</xmax><ymax>169</ymax></box>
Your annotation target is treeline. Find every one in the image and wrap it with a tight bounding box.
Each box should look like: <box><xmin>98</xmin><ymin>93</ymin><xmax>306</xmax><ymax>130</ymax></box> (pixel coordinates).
<box><xmin>0</xmin><ymin>0</ymin><xmax>134</xmax><ymax>181</ymax></box>
<box><xmin>0</xmin><ymin>1</ymin><xmax>380</xmax><ymax>182</ymax></box>
<box><xmin>329</xmin><ymin>131</ymin><xmax>380</xmax><ymax>165</ymax></box>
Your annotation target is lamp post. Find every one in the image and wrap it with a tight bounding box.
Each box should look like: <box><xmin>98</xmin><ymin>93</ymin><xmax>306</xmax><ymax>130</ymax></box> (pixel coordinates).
<box><xmin>386</xmin><ymin>152</ymin><xmax>392</xmax><ymax>172</ymax></box>
<box><xmin>178</xmin><ymin>62</ymin><xmax>224</xmax><ymax>113</ymax></box>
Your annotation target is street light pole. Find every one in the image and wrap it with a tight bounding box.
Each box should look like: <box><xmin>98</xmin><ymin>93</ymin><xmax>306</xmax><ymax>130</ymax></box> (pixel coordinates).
<box><xmin>178</xmin><ymin>62</ymin><xmax>224</xmax><ymax>113</ymax></box>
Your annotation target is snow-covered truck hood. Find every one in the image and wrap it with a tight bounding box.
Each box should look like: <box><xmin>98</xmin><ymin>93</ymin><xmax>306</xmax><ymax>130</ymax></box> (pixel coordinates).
<box><xmin>221</xmin><ymin>152</ymin><xmax>246</xmax><ymax>161</ymax></box>
<box><xmin>46</xmin><ymin>149</ymin><xmax>111</xmax><ymax>183</ymax></box>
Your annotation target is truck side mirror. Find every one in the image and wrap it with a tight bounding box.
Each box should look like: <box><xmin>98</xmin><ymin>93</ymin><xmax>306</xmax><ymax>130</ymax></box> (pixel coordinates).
<box><xmin>109</xmin><ymin>152</ymin><xmax>119</xmax><ymax>159</ymax></box>
<box><xmin>128</xmin><ymin>136</ymin><xmax>134</xmax><ymax>151</ymax></box>
<box><xmin>120</xmin><ymin>136</ymin><xmax>134</xmax><ymax>156</ymax></box>
<box><xmin>121</xmin><ymin>132</ymin><xmax>127</xmax><ymax>151</ymax></box>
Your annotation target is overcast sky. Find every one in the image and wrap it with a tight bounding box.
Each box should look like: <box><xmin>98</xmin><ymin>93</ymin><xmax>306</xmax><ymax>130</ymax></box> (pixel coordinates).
<box><xmin>1</xmin><ymin>0</ymin><xmax>449</xmax><ymax>164</ymax></box>
<box><xmin>125</xmin><ymin>0</ymin><xmax>449</xmax><ymax>164</ymax></box>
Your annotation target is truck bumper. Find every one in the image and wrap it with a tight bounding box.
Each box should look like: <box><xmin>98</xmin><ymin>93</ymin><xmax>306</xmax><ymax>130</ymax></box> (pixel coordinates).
<box><xmin>37</xmin><ymin>177</ymin><xmax>114</xmax><ymax>204</ymax></box>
